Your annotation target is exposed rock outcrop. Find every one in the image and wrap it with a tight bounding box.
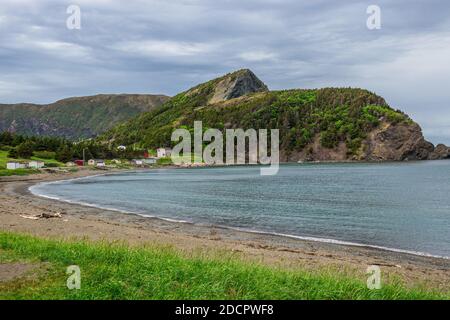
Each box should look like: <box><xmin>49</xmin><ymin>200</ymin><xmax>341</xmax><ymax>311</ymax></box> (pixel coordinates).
<box><xmin>363</xmin><ymin>122</ymin><xmax>434</xmax><ymax>161</ymax></box>
<box><xmin>208</xmin><ymin>69</ymin><xmax>268</xmax><ymax>104</ymax></box>
<box><xmin>428</xmin><ymin>143</ymin><xmax>450</xmax><ymax>160</ymax></box>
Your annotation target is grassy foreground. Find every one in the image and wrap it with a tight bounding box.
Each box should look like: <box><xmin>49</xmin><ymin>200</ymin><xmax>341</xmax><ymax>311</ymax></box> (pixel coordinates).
<box><xmin>0</xmin><ymin>232</ymin><xmax>447</xmax><ymax>300</ymax></box>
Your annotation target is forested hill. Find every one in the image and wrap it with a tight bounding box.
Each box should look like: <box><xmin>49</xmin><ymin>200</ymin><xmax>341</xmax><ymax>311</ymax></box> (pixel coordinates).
<box><xmin>100</xmin><ymin>69</ymin><xmax>437</xmax><ymax>162</ymax></box>
<box><xmin>0</xmin><ymin>94</ymin><xmax>169</xmax><ymax>140</ymax></box>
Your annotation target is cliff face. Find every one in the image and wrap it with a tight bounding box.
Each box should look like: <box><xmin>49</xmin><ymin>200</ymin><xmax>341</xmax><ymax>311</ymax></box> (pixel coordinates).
<box><xmin>362</xmin><ymin>122</ymin><xmax>435</xmax><ymax>161</ymax></box>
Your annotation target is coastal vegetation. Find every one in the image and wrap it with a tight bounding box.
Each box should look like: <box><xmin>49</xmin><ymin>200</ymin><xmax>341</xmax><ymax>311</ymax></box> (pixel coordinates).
<box><xmin>100</xmin><ymin>70</ymin><xmax>414</xmax><ymax>160</ymax></box>
<box><xmin>0</xmin><ymin>131</ymin><xmax>151</xmax><ymax>175</ymax></box>
<box><xmin>0</xmin><ymin>232</ymin><xmax>447</xmax><ymax>300</ymax></box>
<box><xmin>0</xmin><ymin>94</ymin><xmax>169</xmax><ymax>140</ymax></box>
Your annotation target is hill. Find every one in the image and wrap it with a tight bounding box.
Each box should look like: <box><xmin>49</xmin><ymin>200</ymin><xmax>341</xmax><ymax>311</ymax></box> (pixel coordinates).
<box><xmin>0</xmin><ymin>94</ymin><xmax>169</xmax><ymax>140</ymax></box>
<box><xmin>100</xmin><ymin>69</ymin><xmax>436</xmax><ymax>162</ymax></box>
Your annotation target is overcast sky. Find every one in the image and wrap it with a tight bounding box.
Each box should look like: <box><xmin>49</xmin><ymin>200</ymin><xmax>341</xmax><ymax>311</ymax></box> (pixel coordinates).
<box><xmin>1</xmin><ymin>0</ymin><xmax>449</xmax><ymax>144</ymax></box>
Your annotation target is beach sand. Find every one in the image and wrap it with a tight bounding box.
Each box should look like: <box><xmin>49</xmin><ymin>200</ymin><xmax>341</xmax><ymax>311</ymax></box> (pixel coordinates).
<box><xmin>1</xmin><ymin>168</ymin><xmax>449</xmax><ymax>291</ymax></box>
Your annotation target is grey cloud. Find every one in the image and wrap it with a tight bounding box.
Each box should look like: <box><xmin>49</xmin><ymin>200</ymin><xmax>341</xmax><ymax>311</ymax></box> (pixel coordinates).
<box><xmin>0</xmin><ymin>0</ymin><xmax>450</xmax><ymax>143</ymax></box>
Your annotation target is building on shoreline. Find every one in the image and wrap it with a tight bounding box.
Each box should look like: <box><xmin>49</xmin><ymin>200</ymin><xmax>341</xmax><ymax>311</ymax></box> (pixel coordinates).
<box><xmin>6</xmin><ymin>162</ymin><xmax>28</xmax><ymax>170</ymax></box>
<box><xmin>28</xmin><ymin>161</ymin><xmax>44</xmax><ymax>169</ymax></box>
<box><xmin>157</xmin><ymin>147</ymin><xmax>172</xmax><ymax>158</ymax></box>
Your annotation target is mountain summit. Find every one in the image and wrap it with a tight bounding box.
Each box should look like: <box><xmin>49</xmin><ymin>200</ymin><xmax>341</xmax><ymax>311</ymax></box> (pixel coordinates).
<box><xmin>208</xmin><ymin>69</ymin><xmax>268</xmax><ymax>104</ymax></box>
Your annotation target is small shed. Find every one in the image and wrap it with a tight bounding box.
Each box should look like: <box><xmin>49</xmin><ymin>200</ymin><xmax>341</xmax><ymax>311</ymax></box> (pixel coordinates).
<box><xmin>88</xmin><ymin>159</ymin><xmax>105</xmax><ymax>166</ymax></box>
<box><xmin>157</xmin><ymin>147</ymin><xmax>172</xmax><ymax>158</ymax></box>
<box><xmin>143</xmin><ymin>158</ymin><xmax>157</xmax><ymax>165</ymax></box>
<box><xmin>29</xmin><ymin>161</ymin><xmax>45</xmax><ymax>169</ymax></box>
<box><xmin>6</xmin><ymin>162</ymin><xmax>27</xmax><ymax>170</ymax></box>
<box><xmin>132</xmin><ymin>159</ymin><xmax>143</xmax><ymax>166</ymax></box>
<box><xmin>74</xmin><ymin>160</ymin><xmax>84</xmax><ymax>166</ymax></box>
<box><xmin>96</xmin><ymin>160</ymin><xmax>106</xmax><ymax>167</ymax></box>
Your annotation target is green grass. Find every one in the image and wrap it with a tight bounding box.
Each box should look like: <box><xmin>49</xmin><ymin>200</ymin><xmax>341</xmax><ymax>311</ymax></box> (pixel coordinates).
<box><xmin>0</xmin><ymin>232</ymin><xmax>447</xmax><ymax>300</ymax></box>
<box><xmin>0</xmin><ymin>150</ymin><xmax>63</xmax><ymax>176</ymax></box>
<box><xmin>0</xmin><ymin>150</ymin><xmax>9</xmax><ymax>168</ymax></box>
<box><xmin>0</xmin><ymin>168</ymin><xmax>40</xmax><ymax>176</ymax></box>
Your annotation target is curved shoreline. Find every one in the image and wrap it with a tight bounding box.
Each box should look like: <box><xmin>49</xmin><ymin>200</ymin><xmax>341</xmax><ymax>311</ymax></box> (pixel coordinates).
<box><xmin>28</xmin><ymin>170</ymin><xmax>449</xmax><ymax>261</ymax></box>
<box><xmin>2</xmin><ymin>168</ymin><xmax>449</xmax><ymax>291</ymax></box>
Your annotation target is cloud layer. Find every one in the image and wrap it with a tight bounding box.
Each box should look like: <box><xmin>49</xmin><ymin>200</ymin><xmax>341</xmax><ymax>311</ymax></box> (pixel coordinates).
<box><xmin>1</xmin><ymin>0</ymin><xmax>450</xmax><ymax>143</ymax></box>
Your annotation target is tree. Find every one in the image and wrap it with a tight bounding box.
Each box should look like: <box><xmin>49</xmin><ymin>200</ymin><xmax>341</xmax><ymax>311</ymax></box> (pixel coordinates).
<box><xmin>56</xmin><ymin>145</ymin><xmax>74</xmax><ymax>163</ymax></box>
<box><xmin>16</xmin><ymin>141</ymin><xmax>34</xmax><ymax>158</ymax></box>
<box><xmin>8</xmin><ymin>148</ymin><xmax>18</xmax><ymax>159</ymax></box>
<box><xmin>0</xmin><ymin>131</ymin><xmax>13</xmax><ymax>146</ymax></box>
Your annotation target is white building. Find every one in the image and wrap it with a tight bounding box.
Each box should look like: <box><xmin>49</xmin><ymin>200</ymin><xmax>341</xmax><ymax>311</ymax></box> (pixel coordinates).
<box><xmin>6</xmin><ymin>162</ymin><xmax>27</xmax><ymax>170</ymax></box>
<box><xmin>65</xmin><ymin>162</ymin><xmax>76</xmax><ymax>167</ymax></box>
<box><xmin>88</xmin><ymin>159</ymin><xmax>105</xmax><ymax>167</ymax></box>
<box><xmin>28</xmin><ymin>161</ymin><xmax>45</xmax><ymax>169</ymax></box>
<box><xmin>143</xmin><ymin>158</ymin><xmax>157</xmax><ymax>165</ymax></box>
<box><xmin>157</xmin><ymin>147</ymin><xmax>172</xmax><ymax>158</ymax></box>
<box><xmin>132</xmin><ymin>159</ymin><xmax>143</xmax><ymax>166</ymax></box>
<box><xmin>117</xmin><ymin>145</ymin><xmax>127</xmax><ymax>151</ymax></box>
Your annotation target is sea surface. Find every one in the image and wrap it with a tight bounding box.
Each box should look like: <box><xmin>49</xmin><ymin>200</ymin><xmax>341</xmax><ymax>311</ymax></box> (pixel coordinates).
<box><xmin>30</xmin><ymin>161</ymin><xmax>450</xmax><ymax>258</ymax></box>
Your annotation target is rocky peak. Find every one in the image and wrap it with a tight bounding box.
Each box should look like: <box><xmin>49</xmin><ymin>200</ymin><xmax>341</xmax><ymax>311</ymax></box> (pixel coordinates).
<box><xmin>208</xmin><ymin>69</ymin><xmax>268</xmax><ymax>104</ymax></box>
<box><xmin>428</xmin><ymin>143</ymin><xmax>450</xmax><ymax>160</ymax></box>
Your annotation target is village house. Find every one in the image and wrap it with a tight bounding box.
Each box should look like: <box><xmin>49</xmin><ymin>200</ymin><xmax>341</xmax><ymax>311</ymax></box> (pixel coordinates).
<box><xmin>157</xmin><ymin>147</ymin><xmax>172</xmax><ymax>158</ymax></box>
<box><xmin>28</xmin><ymin>160</ymin><xmax>45</xmax><ymax>169</ymax></box>
<box><xmin>132</xmin><ymin>159</ymin><xmax>143</xmax><ymax>166</ymax></box>
<box><xmin>142</xmin><ymin>157</ymin><xmax>157</xmax><ymax>165</ymax></box>
<box><xmin>65</xmin><ymin>161</ymin><xmax>76</xmax><ymax>167</ymax></box>
<box><xmin>6</xmin><ymin>162</ymin><xmax>28</xmax><ymax>170</ymax></box>
<box><xmin>88</xmin><ymin>159</ymin><xmax>105</xmax><ymax>167</ymax></box>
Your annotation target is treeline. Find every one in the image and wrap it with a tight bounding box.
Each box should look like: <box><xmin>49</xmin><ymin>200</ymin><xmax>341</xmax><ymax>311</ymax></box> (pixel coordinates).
<box><xmin>0</xmin><ymin>131</ymin><xmax>144</xmax><ymax>162</ymax></box>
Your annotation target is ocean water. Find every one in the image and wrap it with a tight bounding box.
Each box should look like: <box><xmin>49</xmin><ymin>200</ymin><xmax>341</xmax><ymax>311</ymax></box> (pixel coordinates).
<box><xmin>30</xmin><ymin>161</ymin><xmax>450</xmax><ymax>258</ymax></box>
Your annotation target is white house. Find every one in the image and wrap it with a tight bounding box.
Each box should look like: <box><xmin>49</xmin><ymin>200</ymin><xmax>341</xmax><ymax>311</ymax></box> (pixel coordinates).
<box><xmin>6</xmin><ymin>162</ymin><xmax>27</xmax><ymax>170</ymax></box>
<box><xmin>88</xmin><ymin>159</ymin><xmax>105</xmax><ymax>167</ymax></box>
<box><xmin>65</xmin><ymin>161</ymin><xmax>76</xmax><ymax>167</ymax></box>
<box><xmin>157</xmin><ymin>147</ymin><xmax>172</xmax><ymax>158</ymax></box>
<box><xmin>28</xmin><ymin>161</ymin><xmax>45</xmax><ymax>169</ymax></box>
<box><xmin>117</xmin><ymin>145</ymin><xmax>127</xmax><ymax>151</ymax></box>
<box><xmin>142</xmin><ymin>157</ymin><xmax>157</xmax><ymax>165</ymax></box>
<box><xmin>132</xmin><ymin>159</ymin><xmax>143</xmax><ymax>166</ymax></box>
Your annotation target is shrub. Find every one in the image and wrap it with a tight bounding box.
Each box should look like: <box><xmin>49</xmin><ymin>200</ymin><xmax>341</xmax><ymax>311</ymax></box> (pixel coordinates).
<box><xmin>33</xmin><ymin>151</ymin><xmax>56</xmax><ymax>159</ymax></box>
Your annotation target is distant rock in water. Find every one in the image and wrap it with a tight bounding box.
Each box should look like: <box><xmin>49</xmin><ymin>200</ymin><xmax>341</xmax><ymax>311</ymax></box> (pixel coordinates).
<box><xmin>428</xmin><ymin>143</ymin><xmax>450</xmax><ymax>160</ymax></box>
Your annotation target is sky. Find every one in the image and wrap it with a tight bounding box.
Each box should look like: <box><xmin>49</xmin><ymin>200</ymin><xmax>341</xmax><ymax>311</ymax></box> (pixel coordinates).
<box><xmin>1</xmin><ymin>0</ymin><xmax>450</xmax><ymax>144</ymax></box>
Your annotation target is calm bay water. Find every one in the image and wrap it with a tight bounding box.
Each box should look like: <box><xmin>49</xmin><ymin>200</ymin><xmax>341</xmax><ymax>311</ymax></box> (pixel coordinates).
<box><xmin>31</xmin><ymin>161</ymin><xmax>450</xmax><ymax>258</ymax></box>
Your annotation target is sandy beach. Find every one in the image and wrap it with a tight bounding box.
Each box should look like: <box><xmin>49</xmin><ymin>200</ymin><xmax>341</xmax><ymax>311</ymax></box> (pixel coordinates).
<box><xmin>1</xmin><ymin>168</ymin><xmax>449</xmax><ymax>291</ymax></box>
